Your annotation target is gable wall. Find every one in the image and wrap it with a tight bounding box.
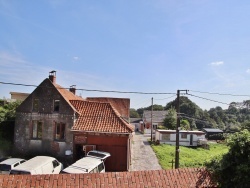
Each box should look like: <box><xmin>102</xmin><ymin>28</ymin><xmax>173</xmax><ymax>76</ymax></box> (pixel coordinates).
<box><xmin>17</xmin><ymin>79</ymin><xmax>75</xmax><ymax>114</ymax></box>
<box><xmin>14</xmin><ymin>78</ymin><xmax>75</xmax><ymax>161</ymax></box>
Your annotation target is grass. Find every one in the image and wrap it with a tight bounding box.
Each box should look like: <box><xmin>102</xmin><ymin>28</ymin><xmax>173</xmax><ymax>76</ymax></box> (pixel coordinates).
<box><xmin>151</xmin><ymin>143</ymin><xmax>229</xmax><ymax>169</ymax></box>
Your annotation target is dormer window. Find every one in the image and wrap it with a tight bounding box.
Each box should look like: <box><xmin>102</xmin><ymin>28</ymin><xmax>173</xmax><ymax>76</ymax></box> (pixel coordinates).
<box><xmin>33</xmin><ymin>99</ymin><xmax>39</xmax><ymax>112</ymax></box>
<box><xmin>54</xmin><ymin>100</ymin><xmax>60</xmax><ymax>112</ymax></box>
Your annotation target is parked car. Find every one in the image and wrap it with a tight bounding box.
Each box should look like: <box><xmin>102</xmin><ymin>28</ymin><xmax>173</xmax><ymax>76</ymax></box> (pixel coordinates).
<box><xmin>10</xmin><ymin>156</ymin><xmax>63</xmax><ymax>175</ymax></box>
<box><xmin>62</xmin><ymin>150</ymin><xmax>111</xmax><ymax>174</ymax></box>
<box><xmin>0</xmin><ymin>158</ymin><xmax>26</xmax><ymax>174</ymax></box>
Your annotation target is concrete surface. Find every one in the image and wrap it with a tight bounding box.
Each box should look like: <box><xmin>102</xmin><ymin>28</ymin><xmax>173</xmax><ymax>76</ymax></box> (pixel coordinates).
<box><xmin>130</xmin><ymin>132</ymin><xmax>162</xmax><ymax>171</ymax></box>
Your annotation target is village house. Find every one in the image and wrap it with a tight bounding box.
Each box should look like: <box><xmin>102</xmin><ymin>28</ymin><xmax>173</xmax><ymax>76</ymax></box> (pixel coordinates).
<box><xmin>13</xmin><ymin>71</ymin><xmax>134</xmax><ymax>172</ymax></box>
<box><xmin>141</xmin><ymin>110</ymin><xmax>167</xmax><ymax>134</ymax></box>
<box><xmin>155</xmin><ymin>129</ymin><xmax>206</xmax><ymax>146</ymax></box>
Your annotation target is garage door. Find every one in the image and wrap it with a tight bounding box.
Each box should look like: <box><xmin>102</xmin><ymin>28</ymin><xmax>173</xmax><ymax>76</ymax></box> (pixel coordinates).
<box><xmin>97</xmin><ymin>145</ymin><xmax>127</xmax><ymax>172</ymax></box>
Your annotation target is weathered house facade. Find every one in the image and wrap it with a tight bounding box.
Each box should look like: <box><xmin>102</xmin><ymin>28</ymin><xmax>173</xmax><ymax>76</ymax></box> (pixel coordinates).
<box><xmin>14</xmin><ymin>71</ymin><xmax>134</xmax><ymax>171</ymax></box>
<box><xmin>14</xmin><ymin>71</ymin><xmax>82</xmax><ymax>158</ymax></box>
<box><xmin>142</xmin><ymin>110</ymin><xmax>167</xmax><ymax>134</ymax></box>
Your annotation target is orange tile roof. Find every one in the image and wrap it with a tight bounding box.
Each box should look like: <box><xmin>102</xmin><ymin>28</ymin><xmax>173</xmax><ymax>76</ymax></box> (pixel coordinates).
<box><xmin>70</xmin><ymin>100</ymin><xmax>134</xmax><ymax>133</ymax></box>
<box><xmin>0</xmin><ymin>168</ymin><xmax>216</xmax><ymax>187</ymax></box>
<box><xmin>51</xmin><ymin>81</ymin><xmax>84</xmax><ymax>112</ymax></box>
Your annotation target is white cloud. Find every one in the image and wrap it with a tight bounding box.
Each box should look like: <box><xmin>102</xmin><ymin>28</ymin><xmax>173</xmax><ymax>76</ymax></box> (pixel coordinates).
<box><xmin>73</xmin><ymin>56</ymin><xmax>79</xmax><ymax>61</ymax></box>
<box><xmin>246</xmin><ymin>69</ymin><xmax>250</xmax><ymax>74</ymax></box>
<box><xmin>210</xmin><ymin>61</ymin><xmax>224</xmax><ymax>66</ymax></box>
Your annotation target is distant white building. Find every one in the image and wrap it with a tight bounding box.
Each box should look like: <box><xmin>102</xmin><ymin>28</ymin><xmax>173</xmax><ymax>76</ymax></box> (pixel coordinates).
<box><xmin>10</xmin><ymin>92</ymin><xmax>29</xmax><ymax>101</ymax></box>
<box><xmin>155</xmin><ymin>130</ymin><xmax>206</xmax><ymax>147</ymax></box>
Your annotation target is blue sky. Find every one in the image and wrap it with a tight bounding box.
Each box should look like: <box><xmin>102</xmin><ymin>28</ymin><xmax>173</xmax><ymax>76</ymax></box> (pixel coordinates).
<box><xmin>1</xmin><ymin>0</ymin><xmax>250</xmax><ymax>110</ymax></box>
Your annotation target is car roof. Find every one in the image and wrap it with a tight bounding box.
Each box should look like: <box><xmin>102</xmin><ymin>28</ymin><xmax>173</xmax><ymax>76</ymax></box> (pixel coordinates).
<box><xmin>0</xmin><ymin>158</ymin><xmax>25</xmax><ymax>165</ymax></box>
<box><xmin>87</xmin><ymin>150</ymin><xmax>111</xmax><ymax>160</ymax></box>
<box><xmin>62</xmin><ymin>157</ymin><xmax>102</xmax><ymax>174</ymax></box>
<box><xmin>11</xmin><ymin>156</ymin><xmax>57</xmax><ymax>171</ymax></box>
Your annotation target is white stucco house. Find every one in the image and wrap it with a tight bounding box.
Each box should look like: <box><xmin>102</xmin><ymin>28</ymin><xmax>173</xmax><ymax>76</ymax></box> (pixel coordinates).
<box><xmin>155</xmin><ymin>130</ymin><xmax>206</xmax><ymax>147</ymax></box>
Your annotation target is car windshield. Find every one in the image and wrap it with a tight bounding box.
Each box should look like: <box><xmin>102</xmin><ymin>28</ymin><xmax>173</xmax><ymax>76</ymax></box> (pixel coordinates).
<box><xmin>0</xmin><ymin>164</ymin><xmax>11</xmax><ymax>171</ymax></box>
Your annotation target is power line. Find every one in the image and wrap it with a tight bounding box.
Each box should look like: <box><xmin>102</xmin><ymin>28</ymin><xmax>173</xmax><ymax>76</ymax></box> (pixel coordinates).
<box><xmin>154</xmin><ymin>95</ymin><xmax>177</xmax><ymax>101</ymax></box>
<box><xmin>187</xmin><ymin>93</ymin><xmax>230</xmax><ymax>106</ymax></box>
<box><xmin>189</xmin><ymin>90</ymin><xmax>250</xmax><ymax>97</ymax></box>
<box><xmin>0</xmin><ymin>81</ymin><xmax>175</xmax><ymax>95</ymax></box>
<box><xmin>0</xmin><ymin>81</ymin><xmax>37</xmax><ymax>87</ymax></box>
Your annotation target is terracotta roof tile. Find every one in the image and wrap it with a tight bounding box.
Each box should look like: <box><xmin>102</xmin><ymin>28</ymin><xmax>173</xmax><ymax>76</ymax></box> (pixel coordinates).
<box><xmin>70</xmin><ymin>100</ymin><xmax>134</xmax><ymax>133</ymax></box>
<box><xmin>48</xmin><ymin>80</ymin><xmax>84</xmax><ymax>113</ymax></box>
<box><xmin>0</xmin><ymin>168</ymin><xmax>215</xmax><ymax>187</ymax></box>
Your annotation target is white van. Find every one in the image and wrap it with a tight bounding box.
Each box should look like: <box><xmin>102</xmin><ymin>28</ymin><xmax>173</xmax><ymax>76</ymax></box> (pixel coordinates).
<box><xmin>62</xmin><ymin>150</ymin><xmax>110</xmax><ymax>174</ymax></box>
<box><xmin>0</xmin><ymin>158</ymin><xmax>26</xmax><ymax>174</ymax></box>
<box><xmin>10</xmin><ymin>156</ymin><xmax>63</xmax><ymax>175</ymax></box>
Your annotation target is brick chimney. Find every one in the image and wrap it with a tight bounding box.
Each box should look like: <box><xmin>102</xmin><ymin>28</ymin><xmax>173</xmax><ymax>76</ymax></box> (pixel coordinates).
<box><xmin>49</xmin><ymin>70</ymin><xmax>56</xmax><ymax>83</ymax></box>
<box><xmin>69</xmin><ymin>85</ymin><xmax>76</xmax><ymax>95</ymax></box>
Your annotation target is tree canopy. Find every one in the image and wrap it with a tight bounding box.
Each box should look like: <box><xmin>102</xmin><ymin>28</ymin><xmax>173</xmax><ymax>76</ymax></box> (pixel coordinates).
<box><xmin>131</xmin><ymin>96</ymin><xmax>250</xmax><ymax>132</ymax></box>
<box><xmin>206</xmin><ymin>130</ymin><xmax>250</xmax><ymax>187</ymax></box>
<box><xmin>0</xmin><ymin>100</ymin><xmax>21</xmax><ymax>142</ymax></box>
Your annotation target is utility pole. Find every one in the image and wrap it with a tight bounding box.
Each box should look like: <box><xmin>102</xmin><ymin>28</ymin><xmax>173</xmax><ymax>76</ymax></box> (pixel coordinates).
<box><xmin>175</xmin><ymin>90</ymin><xmax>188</xmax><ymax>169</ymax></box>
<box><xmin>151</xmin><ymin>97</ymin><xmax>153</xmax><ymax>142</ymax></box>
<box><xmin>175</xmin><ymin>90</ymin><xmax>180</xmax><ymax>169</ymax></box>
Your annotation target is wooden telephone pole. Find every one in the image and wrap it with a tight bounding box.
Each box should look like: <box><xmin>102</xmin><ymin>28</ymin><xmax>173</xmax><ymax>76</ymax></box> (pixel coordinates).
<box><xmin>151</xmin><ymin>97</ymin><xmax>153</xmax><ymax>142</ymax></box>
<box><xmin>175</xmin><ymin>90</ymin><xmax>188</xmax><ymax>169</ymax></box>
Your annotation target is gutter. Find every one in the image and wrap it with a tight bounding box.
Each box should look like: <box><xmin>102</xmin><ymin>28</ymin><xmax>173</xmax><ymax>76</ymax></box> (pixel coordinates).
<box><xmin>70</xmin><ymin>130</ymin><xmax>131</xmax><ymax>135</ymax></box>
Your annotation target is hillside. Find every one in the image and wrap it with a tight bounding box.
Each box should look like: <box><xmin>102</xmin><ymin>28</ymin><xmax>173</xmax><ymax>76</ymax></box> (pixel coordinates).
<box><xmin>130</xmin><ymin>97</ymin><xmax>250</xmax><ymax>132</ymax></box>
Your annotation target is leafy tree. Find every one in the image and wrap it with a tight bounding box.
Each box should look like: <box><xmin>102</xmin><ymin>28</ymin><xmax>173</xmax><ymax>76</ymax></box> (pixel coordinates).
<box><xmin>0</xmin><ymin>101</ymin><xmax>21</xmax><ymax>142</ymax></box>
<box><xmin>163</xmin><ymin>107</ymin><xmax>177</xmax><ymax>129</ymax></box>
<box><xmin>136</xmin><ymin>108</ymin><xmax>144</xmax><ymax>117</ymax></box>
<box><xmin>144</xmin><ymin>104</ymin><xmax>164</xmax><ymax>111</ymax></box>
<box><xmin>206</xmin><ymin>130</ymin><xmax>250</xmax><ymax>187</ymax></box>
<box><xmin>241</xmin><ymin>121</ymin><xmax>250</xmax><ymax>131</ymax></box>
<box><xmin>243</xmin><ymin>100</ymin><xmax>250</xmax><ymax>109</ymax></box>
<box><xmin>129</xmin><ymin>108</ymin><xmax>140</xmax><ymax>118</ymax></box>
<box><xmin>180</xmin><ymin>119</ymin><xmax>190</xmax><ymax>130</ymax></box>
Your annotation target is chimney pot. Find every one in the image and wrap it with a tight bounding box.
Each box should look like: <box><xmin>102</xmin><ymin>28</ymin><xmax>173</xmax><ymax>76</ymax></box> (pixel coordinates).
<box><xmin>69</xmin><ymin>85</ymin><xmax>76</xmax><ymax>95</ymax></box>
<box><xmin>49</xmin><ymin>70</ymin><xmax>56</xmax><ymax>83</ymax></box>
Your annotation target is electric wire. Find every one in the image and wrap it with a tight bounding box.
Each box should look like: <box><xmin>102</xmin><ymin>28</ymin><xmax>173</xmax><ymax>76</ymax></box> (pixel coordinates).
<box><xmin>154</xmin><ymin>95</ymin><xmax>177</xmax><ymax>101</ymax></box>
<box><xmin>189</xmin><ymin>90</ymin><xmax>250</xmax><ymax>97</ymax></box>
<box><xmin>1</xmin><ymin>81</ymin><xmax>250</xmax><ymax>107</ymax></box>
<box><xmin>187</xmin><ymin>93</ymin><xmax>230</xmax><ymax>106</ymax></box>
<box><xmin>0</xmin><ymin>81</ymin><xmax>175</xmax><ymax>95</ymax></box>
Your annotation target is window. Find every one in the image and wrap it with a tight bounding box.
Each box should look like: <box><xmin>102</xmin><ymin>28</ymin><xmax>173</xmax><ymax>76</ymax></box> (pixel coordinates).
<box><xmin>98</xmin><ymin>163</ymin><xmax>104</xmax><ymax>172</ymax></box>
<box><xmin>90</xmin><ymin>167</ymin><xmax>98</xmax><ymax>173</ymax></box>
<box><xmin>55</xmin><ymin>122</ymin><xmax>65</xmax><ymax>140</ymax></box>
<box><xmin>181</xmin><ymin>133</ymin><xmax>187</xmax><ymax>139</ymax></box>
<box><xmin>162</xmin><ymin>134</ymin><xmax>170</xmax><ymax>141</ymax></box>
<box><xmin>32</xmin><ymin>121</ymin><xmax>42</xmax><ymax>139</ymax></box>
<box><xmin>33</xmin><ymin>99</ymin><xmax>39</xmax><ymax>112</ymax></box>
<box><xmin>52</xmin><ymin>160</ymin><xmax>60</xmax><ymax>168</ymax></box>
<box><xmin>54</xmin><ymin>100</ymin><xmax>60</xmax><ymax>112</ymax></box>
